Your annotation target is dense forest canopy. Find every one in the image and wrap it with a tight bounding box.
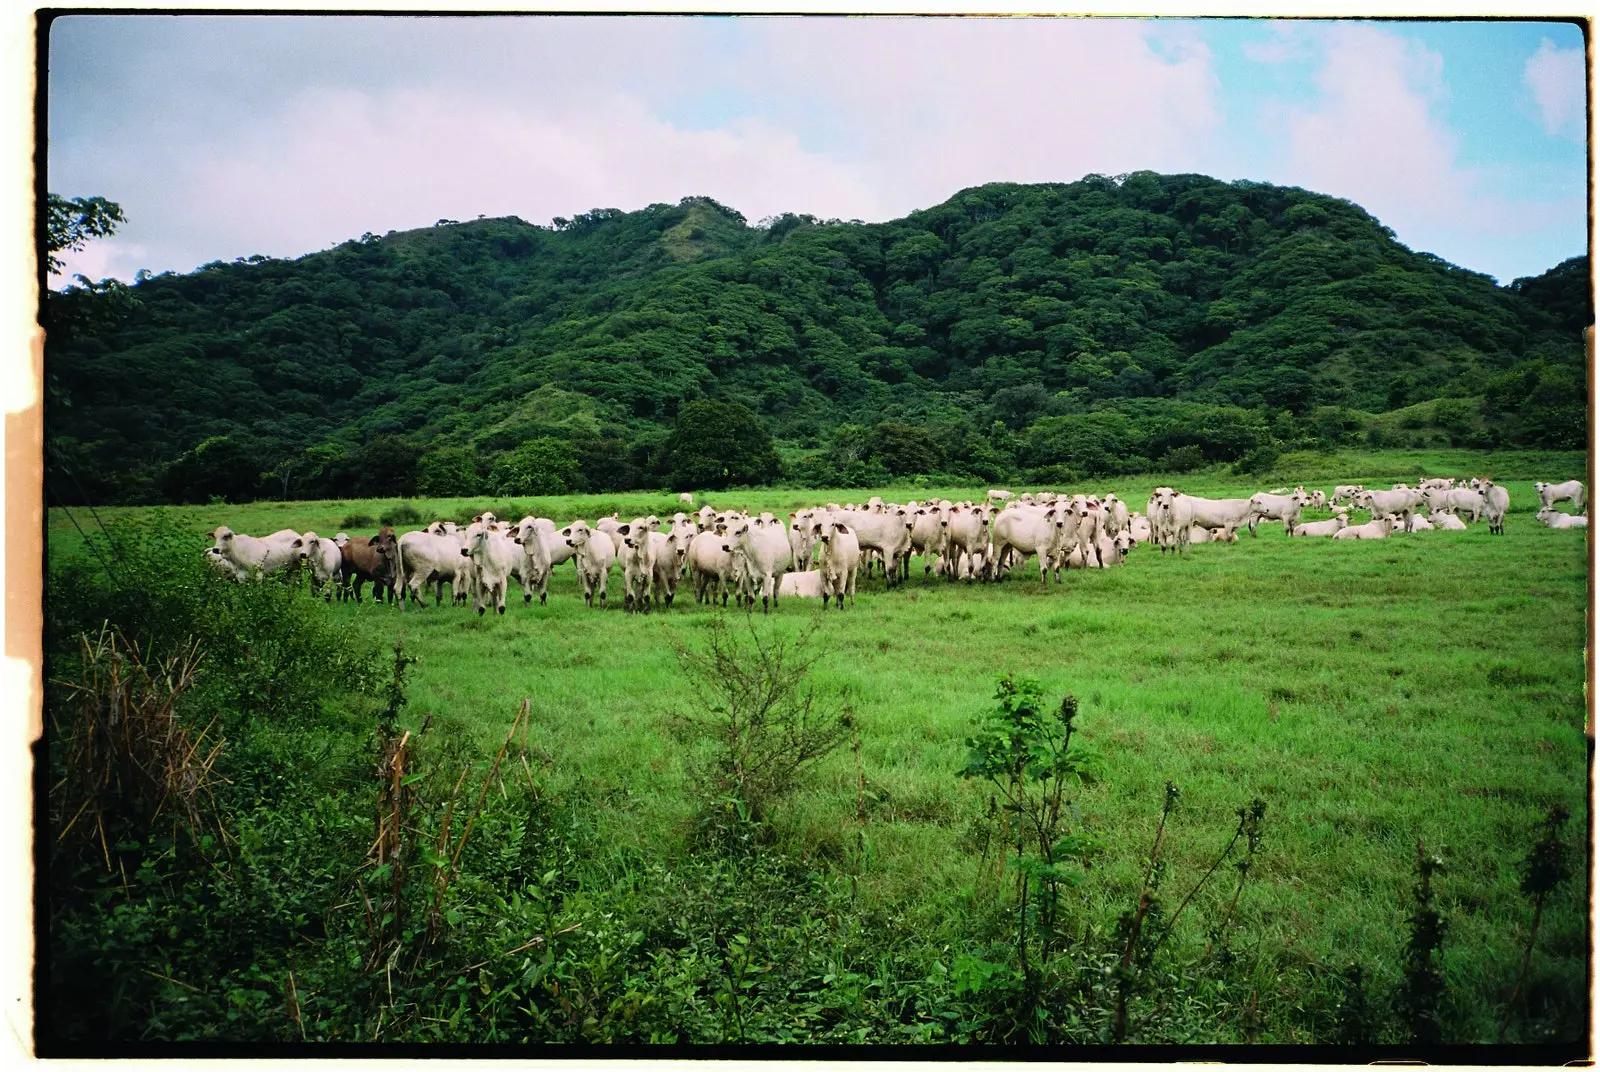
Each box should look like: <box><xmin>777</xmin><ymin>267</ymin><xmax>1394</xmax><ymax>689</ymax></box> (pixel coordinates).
<box><xmin>44</xmin><ymin>173</ymin><xmax>1589</xmax><ymax>504</ymax></box>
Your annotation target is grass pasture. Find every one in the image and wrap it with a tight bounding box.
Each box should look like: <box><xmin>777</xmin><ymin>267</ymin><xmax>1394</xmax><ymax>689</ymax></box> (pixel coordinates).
<box><xmin>45</xmin><ymin>448</ymin><xmax>1591</xmax><ymax>1044</ymax></box>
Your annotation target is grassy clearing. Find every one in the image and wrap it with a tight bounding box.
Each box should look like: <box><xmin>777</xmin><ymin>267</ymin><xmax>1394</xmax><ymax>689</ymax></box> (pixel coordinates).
<box><xmin>45</xmin><ymin>447</ymin><xmax>1590</xmax><ymax>1042</ymax></box>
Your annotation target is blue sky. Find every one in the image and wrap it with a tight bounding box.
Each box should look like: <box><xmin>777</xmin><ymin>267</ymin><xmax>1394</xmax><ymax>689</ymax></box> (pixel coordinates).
<box><xmin>47</xmin><ymin>16</ymin><xmax>1587</xmax><ymax>286</ymax></box>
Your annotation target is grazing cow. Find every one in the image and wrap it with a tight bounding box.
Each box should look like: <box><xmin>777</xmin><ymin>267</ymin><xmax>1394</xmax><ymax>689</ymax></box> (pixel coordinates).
<box><xmin>340</xmin><ymin>528</ymin><xmax>401</xmax><ymax>604</ymax></box>
<box><xmin>297</xmin><ymin>532</ymin><xmax>345</xmax><ymax>600</ymax></box>
<box><xmin>1248</xmin><ymin>490</ymin><xmax>1309</xmax><ymax>535</ymax></box>
<box><xmin>1535</xmin><ymin>481</ymin><xmax>1586</xmax><ymax>512</ymax></box>
<box><xmin>679</xmin><ymin>492</ymin><xmax>694</xmax><ymax>506</ymax></box>
<box><xmin>1480</xmin><ymin>481</ymin><xmax>1510</xmax><ymax>535</ymax></box>
<box><xmin>203</xmin><ymin>546</ymin><xmax>250</xmax><ymax>582</ymax></box>
<box><xmin>617</xmin><ymin>517</ymin><xmax>659</xmax><ymax>613</ymax></box>
<box><xmin>1536</xmin><ymin>507</ymin><xmax>1588</xmax><ymax>530</ymax></box>
<box><xmin>1292</xmin><ymin>516</ymin><xmax>1349</xmax><ymax>537</ymax></box>
<box><xmin>1428</xmin><ymin>511</ymin><xmax>1468</xmax><ymax>531</ymax></box>
<box><xmin>813</xmin><ymin>521</ymin><xmax>861</xmax><ymax>609</ymax></box>
<box><xmin>986</xmin><ymin>489</ymin><xmax>1015</xmax><ymax>503</ymax></box>
<box><xmin>1332</xmin><ymin>516</ymin><xmax>1393</xmax><ymax>540</ymax></box>
<box><xmin>207</xmin><ymin>526</ymin><xmax>305</xmax><ymax>580</ymax></box>
<box><xmin>509</xmin><ymin>518</ymin><xmax>554</xmax><ymax>606</ymax></box>
<box><xmin>562</xmin><ymin>521</ymin><xmax>614</xmax><ymax>608</ymax></box>
<box><xmin>724</xmin><ymin>515</ymin><xmax>790</xmax><ymax>614</ymax></box>
<box><xmin>1419</xmin><ymin>477</ymin><xmax>1454</xmax><ymax>491</ymax></box>
<box><xmin>778</xmin><ymin>570</ymin><xmax>825</xmax><ymax>598</ymax></box>
<box><xmin>397</xmin><ymin>527</ymin><xmax>473</xmax><ymax>607</ymax></box>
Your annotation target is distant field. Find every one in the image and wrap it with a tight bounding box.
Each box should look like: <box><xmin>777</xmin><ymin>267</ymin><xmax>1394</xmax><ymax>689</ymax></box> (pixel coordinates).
<box><xmin>45</xmin><ymin>447</ymin><xmax>1591</xmax><ymax>1042</ymax></box>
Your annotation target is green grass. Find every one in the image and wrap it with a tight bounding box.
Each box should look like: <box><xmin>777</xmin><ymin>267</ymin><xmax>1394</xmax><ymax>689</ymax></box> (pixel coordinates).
<box><xmin>45</xmin><ymin>447</ymin><xmax>1590</xmax><ymax>1042</ymax></box>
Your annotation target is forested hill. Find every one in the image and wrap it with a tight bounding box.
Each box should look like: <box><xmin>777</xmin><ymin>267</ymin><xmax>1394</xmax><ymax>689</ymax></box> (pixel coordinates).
<box><xmin>46</xmin><ymin>172</ymin><xmax>1588</xmax><ymax>504</ymax></box>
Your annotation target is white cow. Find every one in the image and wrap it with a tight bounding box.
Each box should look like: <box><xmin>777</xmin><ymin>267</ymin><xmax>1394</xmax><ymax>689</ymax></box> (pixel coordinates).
<box><xmin>463</xmin><ymin>522</ymin><xmax>521</xmax><ymax>615</ymax></box>
<box><xmin>1331</xmin><ymin>485</ymin><xmax>1365</xmax><ymax>504</ymax></box>
<box><xmin>991</xmin><ymin>506</ymin><xmax>1071</xmax><ymax>583</ymax></box>
<box><xmin>1406</xmin><ymin>515</ymin><xmax>1434</xmax><ymax>532</ymax></box>
<box><xmin>987</xmin><ymin>489</ymin><xmax>1015</xmax><ymax>503</ymax></box>
<box><xmin>509</xmin><ymin>517</ymin><xmax>554</xmax><ymax>606</ymax></box>
<box><xmin>649</xmin><ymin>531</ymin><xmax>684</xmax><ymax>606</ymax></box>
<box><xmin>1291</xmin><ymin>516</ymin><xmax>1349</xmax><ymax>538</ymax></box>
<box><xmin>908</xmin><ymin>504</ymin><xmax>949</xmax><ymax>580</ymax></box>
<box><xmin>617</xmin><ymin>517</ymin><xmax>660</xmax><ymax>613</ymax></box>
<box><xmin>1148</xmin><ymin>487</ymin><xmax>1192</xmax><ymax>554</ymax></box>
<box><xmin>777</xmin><ymin>570</ymin><xmax>825</xmax><ymax>598</ymax></box>
<box><xmin>1248</xmin><ymin>490</ymin><xmax>1309</xmax><ymax>535</ymax></box>
<box><xmin>679</xmin><ymin>492</ymin><xmax>695</xmax><ymax>506</ymax></box>
<box><xmin>788</xmin><ymin>508</ymin><xmax>819</xmax><ymax>571</ymax></box>
<box><xmin>207</xmin><ymin>526</ymin><xmax>304</xmax><ymax>580</ymax></box>
<box><xmin>1308</xmin><ymin>489</ymin><xmax>1328</xmax><ymax>510</ymax></box>
<box><xmin>298</xmin><ymin>532</ymin><xmax>344</xmax><ymax>600</ymax></box>
<box><xmin>688</xmin><ymin>527</ymin><xmax>738</xmax><ymax>606</ymax></box>
<box><xmin>1181</xmin><ymin>495</ymin><xmax>1254</xmax><ymax>542</ymax></box>
<box><xmin>1535</xmin><ymin>481</ymin><xmax>1586</xmax><ymax>512</ymax></box>
<box><xmin>1480</xmin><ymin>481</ymin><xmax>1510</xmax><ymax>535</ymax></box>
<box><xmin>1332</xmin><ymin>517</ymin><xmax>1393</xmax><ymax>540</ymax></box>
<box><xmin>813</xmin><ymin>521</ymin><xmax>861</xmax><ymax>609</ymax></box>
<box><xmin>838</xmin><ymin>508</ymin><xmax>914</xmax><ymax>587</ymax></box>
<box><xmin>1422</xmin><ymin>486</ymin><xmax>1485</xmax><ymax>522</ymax></box>
<box><xmin>944</xmin><ymin>504</ymin><xmax>992</xmax><ymax>581</ymax></box>
<box><xmin>397</xmin><ymin>528</ymin><xmax>473</xmax><ymax>607</ymax></box>
<box><xmin>1536</xmin><ymin>507</ymin><xmax>1588</xmax><ymax>530</ymax></box>
<box><xmin>1428</xmin><ymin>511</ymin><xmax>1468</xmax><ymax>531</ymax></box>
<box><xmin>725</xmin><ymin>515</ymin><xmax>790</xmax><ymax>614</ymax></box>
<box><xmin>561</xmin><ymin>520</ymin><xmax>613</xmax><ymax>608</ymax></box>
<box><xmin>1354</xmin><ymin>488</ymin><xmax>1423</xmax><ymax>529</ymax></box>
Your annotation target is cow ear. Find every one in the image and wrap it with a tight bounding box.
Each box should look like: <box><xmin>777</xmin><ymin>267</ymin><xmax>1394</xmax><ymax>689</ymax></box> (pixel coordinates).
<box><xmin>618</xmin><ymin>524</ymin><xmax>630</xmax><ymax>535</ymax></box>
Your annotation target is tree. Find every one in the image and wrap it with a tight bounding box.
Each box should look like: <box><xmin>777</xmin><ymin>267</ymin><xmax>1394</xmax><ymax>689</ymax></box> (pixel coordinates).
<box><xmin>486</xmin><ymin>438</ymin><xmax>579</xmax><ymax>495</ymax></box>
<box><xmin>659</xmin><ymin>400</ymin><xmax>782</xmax><ymax>491</ymax></box>
<box><xmin>160</xmin><ymin>436</ymin><xmax>261</xmax><ymax>504</ymax></box>
<box><xmin>416</xmin><ymin>445</ymin><xmax>484</xmax><ymax>497</ymax></box>
<box><xmin>348</xmin><ymin>435</ymin><xmax>424</xmax><ymax>498</ymax></box>
<box><xmin>871</xmin><ymin>420</ymin><xmax>944</xmax><ymax>476</ymax></box>
<box><xmin>46</xmin><ymin>194</ymin><xmax>126</xmax><ymax>275</ymax></box>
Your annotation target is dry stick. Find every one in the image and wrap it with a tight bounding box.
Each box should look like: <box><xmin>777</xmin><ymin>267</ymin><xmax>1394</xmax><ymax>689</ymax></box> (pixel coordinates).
<box><xmin>1500</xmin><ymin>893</ymin><xmax>1550</xmax><ymax>1042</ymax></box>
<box><xmin>852</xmin><ymin>732</ymin><xmax>866</xmax><ymax>903</ymax></box>
<box><xmin>142</xmin><ymin>968</ymin><xmax>201</xmax><ymax>993</ymax></box>
<box><xmin>449</xmin><ymin>699</ymin><xmax>529</xmax><ymax>875</ymax></box>
<box><xmin>1147</xmin><ymin>819</ymin><xmax>1247</xmax><ymax>969</ymax></box>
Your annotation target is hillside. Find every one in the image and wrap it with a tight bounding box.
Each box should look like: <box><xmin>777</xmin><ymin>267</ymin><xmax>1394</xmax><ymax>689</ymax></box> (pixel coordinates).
<box><xmin>44</xmin><ymin>173</ymin><xmax>1588</xmax><ymax>503</ymax></box>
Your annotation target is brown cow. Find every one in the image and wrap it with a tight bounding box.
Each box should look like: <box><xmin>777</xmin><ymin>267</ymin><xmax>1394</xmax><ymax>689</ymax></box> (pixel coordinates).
<box><xmin>339</xmin><ymin>527</ymin><xmax>401</xmax><ymax>604</ymax></box>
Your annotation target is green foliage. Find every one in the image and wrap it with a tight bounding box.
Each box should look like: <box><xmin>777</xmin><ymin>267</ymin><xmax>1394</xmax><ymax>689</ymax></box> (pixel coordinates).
<box><xmin>44</xmin><ymin>179</ymin><xmax>1586</xmax><ymax>505</ymax></box>
<box><xmin>487</xmin><ymin>437</ymin><xmax>580</xmax><ymax>495</ymax></box>
<box><xmin>659</xmin><ymin>399</ymin><xmax>783</xmax><ymax>491</ymax></box>
<box><xmin>160</xmin><ymin>435</ymin><xmax>261</xmax><ymax>504</ymax></box>
<box><xmin>671</xmin><ymin>617</ymin><xmax>852</xmax><ymax>827</ymax></box>
<box><xmin>1400</xmin><ymin>845</ymin><xmax>1447</xmax><ymax>1046</ymax></box>
<box><xmin>415</xmin><ymin>445</ymin><xmax>484</xmax><ymax>497</ymax></box>
<box><xmin>47</xmin><ymin>192</ymin><xmax>126</xmax><ymax>274</ymax></box>
<box><xmin>379</xmin><ymin>501</ymin><xmax>422</xmax><ymax>526</ymax></box>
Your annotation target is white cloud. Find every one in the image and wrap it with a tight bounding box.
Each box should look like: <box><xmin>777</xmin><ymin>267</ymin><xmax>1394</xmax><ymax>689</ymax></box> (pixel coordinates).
<box><xmin>1524</xmin><ymin>37</ymin><xmax>1585</xmax><ymax>139</ymax></box>
<box><xmin>51</xmin><ymin>17</ymin><xmax>1227</xmax><ymax>281</ymax></box>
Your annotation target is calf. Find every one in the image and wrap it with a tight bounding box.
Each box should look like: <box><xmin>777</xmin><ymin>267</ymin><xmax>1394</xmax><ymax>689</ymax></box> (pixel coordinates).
<box><xmin>1428</xmin><ymin>511</ymin><xmax>1468</xmax><ymax>531</ymax></box>
<box><xmin>777</xmin><ymin>570</ymin><xmax>825</xmax><ymax>598</ymax></box>
<box><xmin>1291</xmin><ymin>516</ymin><xmax>1348</xmax><ymax>538</ymax></box>
<box><xmin>298</xmin><ymin>531</ymin><xmax>345</xmax><ymax>600</ymax></box>
<box><xmin>617</xmin><ymin>517</ymin><xmax>659</xmax><ymax>613</ymax></box>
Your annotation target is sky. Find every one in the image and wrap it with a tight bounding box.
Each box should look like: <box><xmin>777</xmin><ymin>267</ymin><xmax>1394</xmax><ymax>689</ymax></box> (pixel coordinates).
<box><xmin>45</xmin><ymin>15</ymin><xmax>1589</xmax><ymax>287</ymax></box>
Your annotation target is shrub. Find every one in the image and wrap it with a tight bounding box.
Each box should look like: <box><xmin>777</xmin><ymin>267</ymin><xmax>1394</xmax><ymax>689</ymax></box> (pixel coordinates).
<box><xmin>659</xmin><ymin>400</ymin><xmax>783</xmax><ymax>491</ymax></box>
<box><xmin>1232</xmin><ymin>444</ymin><xmax>1281</xmax><ymax>475</ymax></box>
<box><xmin>379</xmin><ymin>501</ymin><xmax>422</xmax><ymax>526</ymax></box>
<box><xmin>671</xmin><ymin>617</ymin><xmax>852</xmax><ymax>828</ymax></box>
<box><xmin>340</xmin><ymin>512</ymin><xmax>376</xmax><ymax>529</ymax></box>
<box><xmin>1158</xmin><ymin>445</ymin><xmax>1205</xmax><ymax>473</ymax></box>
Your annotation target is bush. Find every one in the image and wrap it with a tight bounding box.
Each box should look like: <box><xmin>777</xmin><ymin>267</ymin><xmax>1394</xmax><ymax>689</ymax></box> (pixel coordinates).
<box><xmin>671</xmin><ymin>617</ymin><xmax>852</xmax><ymax>828</ymax></box>
<box><xmin>1158</xmin><ymin>445</ymin><xmax>1205</xmax><ymax>473</ymax></box>
<box><xmin>379</xmin><ymin>501</ymin><xmax>422</xmax><ymax>526</ymax></box>
<box><xmin>487</xmin><ymin>437</ymin><xmax>580</xmax><ymax>496</ymax></box>
<box><xmin>659</xmin><ymin>400</ymin><xmax>783</xmax><ymax>491</ymax></box>
<box><xmin>1232</xmin><ymin>444</ymin><xmax>1281</xmax><ymax>475</ymax></box>
<box><xmin>339</xmin><ymin>512</ymin><xmax>376</xmax><ymax>529</ymax></box>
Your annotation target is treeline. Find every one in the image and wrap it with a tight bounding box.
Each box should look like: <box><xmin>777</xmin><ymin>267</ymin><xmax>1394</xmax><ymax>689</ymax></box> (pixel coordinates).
<box><xmin>45</xmin><ymin>174</ymin><xmax>1588</xmax><ymax>505</ymax></box>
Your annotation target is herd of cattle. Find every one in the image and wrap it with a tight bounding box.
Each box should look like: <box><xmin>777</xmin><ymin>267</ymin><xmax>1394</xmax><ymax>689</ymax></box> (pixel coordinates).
<box><xmin>201</xmin><ymin>476</ymin><xmax>1587</xmax><ymax>615</ymax></box>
